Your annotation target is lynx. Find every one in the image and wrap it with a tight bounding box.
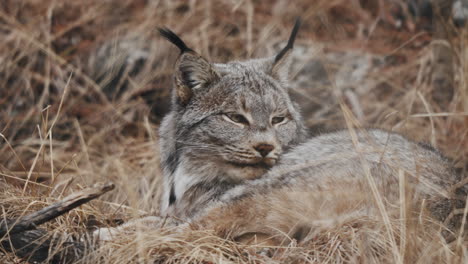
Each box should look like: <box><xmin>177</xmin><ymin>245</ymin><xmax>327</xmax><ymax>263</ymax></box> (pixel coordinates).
<box><xmin>97</xmin><ymin>20</ymin><xmax>461</xmax><ymax>245</ymax></box>
<box><xmin>157</xmin><ymin>21</ymin><xmax>307</xmax><ymax>218</ymax></box>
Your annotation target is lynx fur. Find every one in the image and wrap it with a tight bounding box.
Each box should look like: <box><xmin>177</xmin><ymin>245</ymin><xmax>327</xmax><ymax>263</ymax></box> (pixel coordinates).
<box><xmin>96</xmin><ymin>20</ymin><xmax>460</xmax><ymax>244</ymax></box>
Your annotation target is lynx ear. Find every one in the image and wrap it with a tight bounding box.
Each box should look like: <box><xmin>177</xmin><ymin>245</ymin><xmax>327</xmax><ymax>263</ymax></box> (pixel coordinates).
<box><xmin>159</xmin><ymin>28</ymin><xmax>219</xmax><ymax>105</ymax></box>
<box><xmin>270</xmin><ymin>18</ymin><xmax>301</xmax><ymax>84</ymax></box>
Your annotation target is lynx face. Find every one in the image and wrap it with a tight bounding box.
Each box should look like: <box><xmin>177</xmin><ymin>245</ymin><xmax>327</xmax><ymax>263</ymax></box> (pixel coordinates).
<box><xmin>176</xmin><ymin>60</ymin><xmax>305</xmax><ymax>180</ymax></box>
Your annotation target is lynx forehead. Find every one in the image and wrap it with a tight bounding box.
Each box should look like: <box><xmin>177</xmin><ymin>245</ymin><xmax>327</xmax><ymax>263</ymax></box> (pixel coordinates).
<box><xmin>158</xmin><ymin>20</ymin><xmax>307</xmax><ymax>215</ymax></box>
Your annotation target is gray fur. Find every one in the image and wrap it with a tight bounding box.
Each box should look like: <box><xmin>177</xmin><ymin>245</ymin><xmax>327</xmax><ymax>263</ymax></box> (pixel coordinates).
<box><xmin>175</xmin><ymin>128</ymin><xmax>458</xmax><ymax>221</ymax></box>
<box><xmin>217</xmin><ymin>129</ymin><xmax>455</xmax><ymax>206</ymax></box>
<box><xmin>95</xmin><ymin>22</ymin><xmax>460</xmax><ymax>243</ymax></box>
<box><xmin>158</xmin><ymin>25</ymin><xmax>458</xmax><ymax>223</ymax></box>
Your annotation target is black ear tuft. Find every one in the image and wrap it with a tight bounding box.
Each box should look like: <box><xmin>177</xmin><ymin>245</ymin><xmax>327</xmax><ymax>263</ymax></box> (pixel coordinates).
<box><xmin>158</xmin><ymin>27</ymin><xmax>194</xmax><ymax>53</ymax></box>
<box><xmin>274</xmin><ymin>18</ymin><xmax>301</xmax><ymax>63</ymax></box>
<box><xmin>269</xmin><ymin>18</ymin><xmax>302</xmax><ymax>85</ymax></box>
<box><xmin>159</xmin><ymin>28</ymin><xmax>219</xmax><ymax>106</ymax></box>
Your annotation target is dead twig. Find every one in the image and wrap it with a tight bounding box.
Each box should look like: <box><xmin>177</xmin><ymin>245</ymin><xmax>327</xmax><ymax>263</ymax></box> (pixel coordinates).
<box><xmin>1</xmin><ymin>182</ymin><xmax>114</xmax><ymax>236</ymax></box>
<box><xmin>0</xmin><ymin>182</ymin><xmax>115</xmax><ymax>263</ymax></box>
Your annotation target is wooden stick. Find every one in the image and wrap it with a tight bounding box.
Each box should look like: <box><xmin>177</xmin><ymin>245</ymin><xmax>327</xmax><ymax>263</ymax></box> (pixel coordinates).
<box><xmin>0</xmin><ymin>182</ymin><xmax>115</xmax><ymax>263</ymax></box>
<box><xmin>0</xmin><ymin>182</ymin><xmax>114</xmax><ymax>236</ymax></box>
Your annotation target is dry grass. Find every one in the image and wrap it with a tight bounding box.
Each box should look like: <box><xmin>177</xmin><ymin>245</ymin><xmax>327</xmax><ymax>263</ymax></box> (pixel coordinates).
<box><xmin>0</xmin><ymin>0</ymin><xmax>467</xmax><ymax>263</ymax></box>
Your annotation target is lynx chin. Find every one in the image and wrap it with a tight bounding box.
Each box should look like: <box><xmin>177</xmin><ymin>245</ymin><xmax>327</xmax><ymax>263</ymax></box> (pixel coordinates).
<box><xmin>96</xmin><ymin>19</ymin><xmax>461</xmax><ymax>245</ymax></box>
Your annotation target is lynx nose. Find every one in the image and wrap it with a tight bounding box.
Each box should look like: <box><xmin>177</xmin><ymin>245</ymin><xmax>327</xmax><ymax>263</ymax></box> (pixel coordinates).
<box><xmin>254</xmin><ymin>144</ymin><xmax>274</xmax><ymax>157</ymax></box>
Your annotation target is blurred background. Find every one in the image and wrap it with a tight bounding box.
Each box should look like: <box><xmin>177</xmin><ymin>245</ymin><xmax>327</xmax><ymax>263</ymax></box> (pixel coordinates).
<box><xmin>0</xmin><ymin>0</ymin><xmax>466</xmax><ymax>231</ymax></box>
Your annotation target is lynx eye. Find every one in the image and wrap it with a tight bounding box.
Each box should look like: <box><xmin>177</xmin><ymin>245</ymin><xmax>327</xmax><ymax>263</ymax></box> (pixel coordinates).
<box><xmin>271</xmin><ymin>116</ymin><xmax>286</xmax><ymax>125</ymax></box>
<box><xmin>224</xmin><ymin>113</ymin><xmax>249</xmax><ymax>125</ymax></box>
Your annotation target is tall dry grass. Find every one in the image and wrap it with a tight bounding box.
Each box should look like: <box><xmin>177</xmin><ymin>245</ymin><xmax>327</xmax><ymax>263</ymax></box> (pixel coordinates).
<box><xmin>0</xmin><ymin>0</ymin><xmax>467</xmax><ymax>263</ymax></box>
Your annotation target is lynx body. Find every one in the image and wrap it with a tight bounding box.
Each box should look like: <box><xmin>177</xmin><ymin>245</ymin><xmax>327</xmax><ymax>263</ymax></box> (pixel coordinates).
<box><xmin>95</xmin><ymin>21</ymin><xmax>460</xmax><ymax>245</ymax></box>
